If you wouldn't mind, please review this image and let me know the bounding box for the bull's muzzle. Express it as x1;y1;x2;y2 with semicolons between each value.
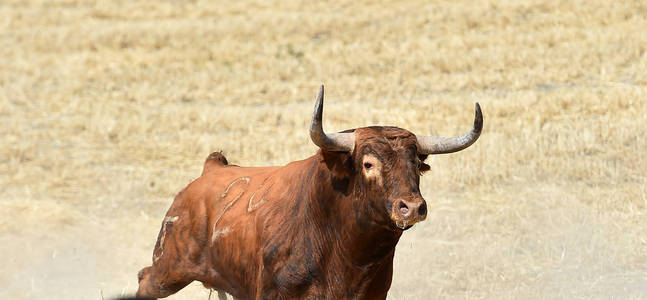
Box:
391;198;427;230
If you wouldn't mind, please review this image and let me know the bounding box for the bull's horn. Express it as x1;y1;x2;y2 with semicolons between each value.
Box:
416;103;483;154
309;85;355;152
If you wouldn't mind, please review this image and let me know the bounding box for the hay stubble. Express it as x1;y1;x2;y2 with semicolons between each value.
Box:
1;0;646;299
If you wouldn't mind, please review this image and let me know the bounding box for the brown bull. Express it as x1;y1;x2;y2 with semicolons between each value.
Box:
135;86;483;299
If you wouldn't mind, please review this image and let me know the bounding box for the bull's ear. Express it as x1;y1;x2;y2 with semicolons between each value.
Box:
419;162;431;173
320;150;353;178
418;154;431;174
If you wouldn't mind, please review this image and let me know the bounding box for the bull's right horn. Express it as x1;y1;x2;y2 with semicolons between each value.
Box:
309;85;355;152
416;103;483;154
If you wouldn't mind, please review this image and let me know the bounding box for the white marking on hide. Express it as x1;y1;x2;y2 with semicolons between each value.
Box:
153;216;179;262
220;177;250;199
248;181;274;212
211;227;231;242
165;216;179;222
211;177;250;243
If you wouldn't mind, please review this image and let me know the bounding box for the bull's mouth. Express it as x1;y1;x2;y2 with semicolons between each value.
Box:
391;217;419;231
396;223;414;230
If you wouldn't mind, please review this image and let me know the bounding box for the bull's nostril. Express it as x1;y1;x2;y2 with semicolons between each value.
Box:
418;201;427;216
399;201;409;215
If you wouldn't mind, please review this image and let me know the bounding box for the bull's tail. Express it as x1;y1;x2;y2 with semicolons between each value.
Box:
202;151;229;175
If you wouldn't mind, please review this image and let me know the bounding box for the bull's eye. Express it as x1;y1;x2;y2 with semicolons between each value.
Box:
361;154;382;183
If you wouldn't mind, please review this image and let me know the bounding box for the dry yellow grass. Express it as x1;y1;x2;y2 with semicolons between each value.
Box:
1;0;646;299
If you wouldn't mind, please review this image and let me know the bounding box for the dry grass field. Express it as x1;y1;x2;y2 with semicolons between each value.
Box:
1;0;646;299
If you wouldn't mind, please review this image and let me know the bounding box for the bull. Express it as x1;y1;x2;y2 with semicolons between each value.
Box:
135;85;483;299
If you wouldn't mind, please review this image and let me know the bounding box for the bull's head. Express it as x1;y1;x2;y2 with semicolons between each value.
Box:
310;85;482;231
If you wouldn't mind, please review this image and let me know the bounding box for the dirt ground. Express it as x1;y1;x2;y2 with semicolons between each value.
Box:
1;0;646;299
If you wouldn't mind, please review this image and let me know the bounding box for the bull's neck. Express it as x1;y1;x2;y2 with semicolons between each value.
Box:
304;154;402;268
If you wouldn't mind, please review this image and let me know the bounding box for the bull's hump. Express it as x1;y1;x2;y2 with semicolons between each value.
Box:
201;151;229;175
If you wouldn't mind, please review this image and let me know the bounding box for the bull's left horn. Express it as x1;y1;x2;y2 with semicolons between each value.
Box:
309;85;355;152
416;103;483;154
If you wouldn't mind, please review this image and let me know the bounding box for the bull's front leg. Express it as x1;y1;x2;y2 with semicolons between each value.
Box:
136;214;200;298
136;265;190;298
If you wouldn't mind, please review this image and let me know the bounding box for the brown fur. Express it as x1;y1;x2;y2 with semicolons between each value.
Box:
136;127;433;299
